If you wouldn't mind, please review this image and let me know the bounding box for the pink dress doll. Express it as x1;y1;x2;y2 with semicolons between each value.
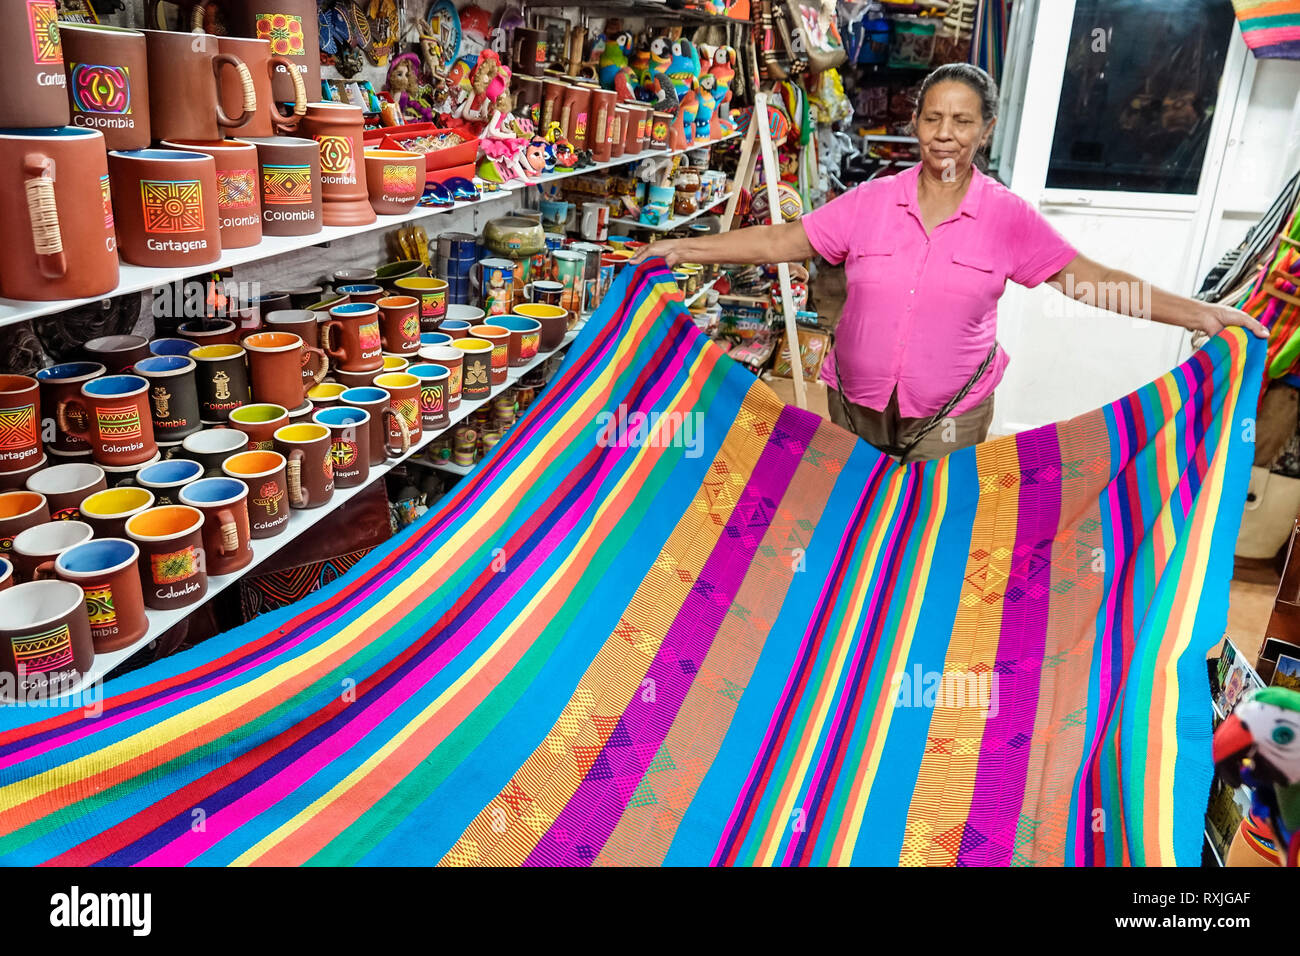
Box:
481;90;533;182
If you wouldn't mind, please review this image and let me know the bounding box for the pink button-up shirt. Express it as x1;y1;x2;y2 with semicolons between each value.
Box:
802;164;1078;419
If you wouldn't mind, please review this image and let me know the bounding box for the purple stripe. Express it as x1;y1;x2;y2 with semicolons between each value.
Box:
523;405;818;866
957;425;1062;865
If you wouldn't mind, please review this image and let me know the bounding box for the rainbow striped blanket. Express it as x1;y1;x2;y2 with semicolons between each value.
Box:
1233;0;1300;58
0;263;1261;866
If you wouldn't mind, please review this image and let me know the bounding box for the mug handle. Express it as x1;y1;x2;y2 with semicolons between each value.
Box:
286;449;306;507
33;560;56;581
384;408;411;458
55;398;90;442
22;154;67;280
217;508;239;555
321;321;346;362
302;346;328;387
268;54;308;133
213;53;255;129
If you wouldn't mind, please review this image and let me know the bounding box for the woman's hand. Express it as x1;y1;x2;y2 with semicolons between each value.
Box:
1192;303;1269;340
629;240;689;268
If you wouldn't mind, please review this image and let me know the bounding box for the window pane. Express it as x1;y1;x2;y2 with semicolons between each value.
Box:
1046;0;1236;194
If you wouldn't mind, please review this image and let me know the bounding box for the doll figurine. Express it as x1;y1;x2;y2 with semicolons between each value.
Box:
462;50;504;126
386;52;436;124
480;90;534;183
522;137;550;176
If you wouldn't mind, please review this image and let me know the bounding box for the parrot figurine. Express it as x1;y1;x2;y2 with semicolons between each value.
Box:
665;38;701;100
598;31;634;87
1214;686;1300;867
695;72;717;141
644;35;673;87
709;45;738;131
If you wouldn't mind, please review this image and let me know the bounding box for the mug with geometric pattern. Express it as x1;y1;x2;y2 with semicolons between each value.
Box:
56;374;157;467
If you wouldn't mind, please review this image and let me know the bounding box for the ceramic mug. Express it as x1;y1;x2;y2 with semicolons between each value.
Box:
473;259;515;318
190;344;251;422
120;456;204;507
0;375;44;475
134;355;202;442
107;148;222;268
59;22;151;150
37;362;105;454
58;375;155;467
217;35;306;137
222;0;320;105
322;303;383;373
552;249;587;315
363;148;425;215
178;319;240;348
407;364;450;431
298;101;373;226
337;283;385;305
416;345;463;412
244;135;321;236
0;580;95;699
159;137;262;249
444;304;485;326
371;374;422;450
79;486;155;539
306;383;346;408
394;277;449;332
244;330;327;410
264;308;323;385
420;332;453;349
514;302;569;352
179;427;249;477
523;280;564;308
469;326;511;386
83;334;150;374
340;386;409;464
125;505;207;610
149;338;198;359
221;450;290;538
377;296;422;356
452;339;493;402
495;316;542;368
143;29;252;143
272;423;333;510
228;403;289;452
13;519;94;583
0;491;50;557
179;476;253;576
0;0;69;128
312;406;369;489
52;537;148;651
0;127;118;302
375;259;425;290
511;28;547;76
26;462;106;522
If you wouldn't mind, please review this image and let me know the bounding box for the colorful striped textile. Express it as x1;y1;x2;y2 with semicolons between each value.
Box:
1233;0;1300;59
0;262;1262;866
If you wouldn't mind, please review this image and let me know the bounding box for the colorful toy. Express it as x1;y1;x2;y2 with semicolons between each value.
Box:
709;45;738;131
478;89;533;183
598;31;634;87
696;73;717;140
1214;687;1300;866
386;52;436;124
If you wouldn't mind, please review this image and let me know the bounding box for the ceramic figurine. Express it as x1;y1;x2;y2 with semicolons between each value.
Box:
386;52;437;124
479;90;534;183
709;45;738;132
553;136;578;169
522;137;550;176
1214;687;1300;867
696;73;717;141
665;39;701;98
599;31;640;102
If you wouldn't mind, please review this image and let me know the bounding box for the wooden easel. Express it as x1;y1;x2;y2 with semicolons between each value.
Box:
720;90;808;410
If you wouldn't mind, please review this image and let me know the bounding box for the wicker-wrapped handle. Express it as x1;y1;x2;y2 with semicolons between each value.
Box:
268;55;308;132
23;155;66;280
217;508;239;555
384;407;411;458
287;450;305;508
213;54;254;128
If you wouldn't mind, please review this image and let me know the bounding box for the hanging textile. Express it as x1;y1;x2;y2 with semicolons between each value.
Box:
972;0;1013;80
0;262;1261;866
1233;0;1300;59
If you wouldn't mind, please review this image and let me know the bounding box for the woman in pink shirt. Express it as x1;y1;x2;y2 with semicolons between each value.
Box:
633;64;1266;462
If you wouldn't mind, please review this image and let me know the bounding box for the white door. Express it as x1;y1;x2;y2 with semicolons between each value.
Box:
992;0;1249;435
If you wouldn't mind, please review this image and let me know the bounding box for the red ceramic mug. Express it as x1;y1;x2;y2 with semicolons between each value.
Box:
57;374;157;468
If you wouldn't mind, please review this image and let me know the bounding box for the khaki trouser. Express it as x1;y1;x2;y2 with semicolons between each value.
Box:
830;387;995;464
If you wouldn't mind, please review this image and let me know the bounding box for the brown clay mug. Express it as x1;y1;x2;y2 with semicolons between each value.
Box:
83;334;150;373
395;277;448;332
407;363;451;431
79;486;155;539
0;491;50;557
59;22;151;150
363;148;425;215
125;505;207;610
159;137;262;249
179;428;250;478
245;135;321;236
37;362;105;454
377;296;422;356
222;449;290;538
453;338;494;402
223;0;321;106
495;316;542;368
298;101;374;226
58;374;156;468
120;456;204;508
244;330;327;410
372;372;422;449
26;461;106;521
52;537;148;651
469;326;511;386
190;344;251;422
322;302;383;373
217;35;306;137
0;0;68;127
228;403;288;452
312;406;369;489
417;345;463;411
0;128;117;302
108;148;222;268
143;29;252;143
511;28;547;77
272;423;334;510
0;580;94;700
307;383;346;408
134;354;202;442
12;519;94;583
0;375;44;475
340;386;409;465
179;476;253;576
514;302;570;352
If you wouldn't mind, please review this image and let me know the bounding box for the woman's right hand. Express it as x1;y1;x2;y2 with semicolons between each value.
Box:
629;239;688;267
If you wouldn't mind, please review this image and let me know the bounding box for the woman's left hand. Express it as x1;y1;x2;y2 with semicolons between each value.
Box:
1193;303;1269;339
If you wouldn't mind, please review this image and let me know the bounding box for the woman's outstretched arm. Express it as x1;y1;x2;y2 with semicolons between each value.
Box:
629;221;816;268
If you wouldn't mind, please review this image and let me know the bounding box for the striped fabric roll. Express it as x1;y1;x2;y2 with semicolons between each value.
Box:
1233;0;1300;58
0;262;1262;866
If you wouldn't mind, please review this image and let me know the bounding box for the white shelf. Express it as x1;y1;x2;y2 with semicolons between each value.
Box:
684;276;720;308
611;191;734;234
416;458;474;477
0;136;739;330
42;329;579;701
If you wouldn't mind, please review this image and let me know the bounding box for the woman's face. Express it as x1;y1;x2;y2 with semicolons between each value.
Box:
913;81;994;180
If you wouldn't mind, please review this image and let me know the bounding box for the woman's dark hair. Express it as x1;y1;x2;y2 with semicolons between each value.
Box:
914;63;1000;171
